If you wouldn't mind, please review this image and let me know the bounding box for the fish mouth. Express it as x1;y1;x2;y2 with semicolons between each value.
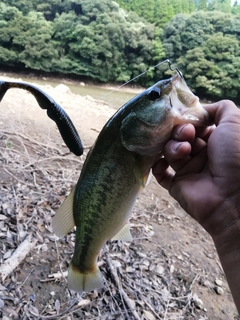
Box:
169;73;212;127
175;100;212;126
171;72;183;82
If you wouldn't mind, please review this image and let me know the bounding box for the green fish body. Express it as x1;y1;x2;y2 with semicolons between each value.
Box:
52;73;211;292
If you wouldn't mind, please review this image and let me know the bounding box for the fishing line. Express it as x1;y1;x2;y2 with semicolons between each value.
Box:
94;59;175;102
117;59;171;88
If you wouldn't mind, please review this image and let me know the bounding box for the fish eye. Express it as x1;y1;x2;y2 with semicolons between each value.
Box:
148;87;161;100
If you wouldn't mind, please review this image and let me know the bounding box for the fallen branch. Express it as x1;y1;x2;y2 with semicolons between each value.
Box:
0;234;38;281
2;130;64;154
2;130;92;153
47;270;68;280
105;255;141;320
3;168;34;188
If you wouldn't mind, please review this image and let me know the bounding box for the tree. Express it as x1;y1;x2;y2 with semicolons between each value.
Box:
0;4;57;70
163;10;240;100
232;1;240;15
0;0;32;15
195;0;207;10
52;0;155;83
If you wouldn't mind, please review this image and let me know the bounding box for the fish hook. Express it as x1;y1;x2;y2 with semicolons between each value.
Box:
166;59;184;79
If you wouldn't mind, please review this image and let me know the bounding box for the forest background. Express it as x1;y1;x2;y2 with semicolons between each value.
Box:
0;0;240;101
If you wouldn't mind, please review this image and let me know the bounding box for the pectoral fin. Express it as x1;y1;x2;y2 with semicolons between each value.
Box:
144;169;152;186
111;222;133;241
134;167;152;188
52;186;76;238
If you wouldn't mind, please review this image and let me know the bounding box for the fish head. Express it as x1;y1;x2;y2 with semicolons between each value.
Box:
120;73;212;156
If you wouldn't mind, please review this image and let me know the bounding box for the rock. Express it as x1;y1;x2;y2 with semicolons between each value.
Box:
215;279;223;287
79;82;85;86
215;286;224;295
192;293;203;309
156;265;164;275
142;259;150;267
203;280;212;288
55;84;71;94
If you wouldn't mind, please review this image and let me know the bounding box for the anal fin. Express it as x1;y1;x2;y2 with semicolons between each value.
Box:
111;222;133;241
52;186;76;238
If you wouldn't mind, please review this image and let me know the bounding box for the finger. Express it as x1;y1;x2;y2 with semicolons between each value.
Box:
163;140;192;172
190;137;207;157
164;135;208;172
175;146;208;177
195;125;215;142
164;140;192;161
204;100;239;125
173;123;214;145
152;158;175;191
172;123;196;143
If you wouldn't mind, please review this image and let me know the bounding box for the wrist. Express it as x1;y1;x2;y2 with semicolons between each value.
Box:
209;196;240;314
209;195;240;259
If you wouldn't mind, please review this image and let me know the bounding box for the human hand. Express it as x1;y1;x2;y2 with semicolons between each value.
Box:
152;100;240;241
153;100;240;312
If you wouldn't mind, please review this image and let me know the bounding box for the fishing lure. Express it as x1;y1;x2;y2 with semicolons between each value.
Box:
0;80;83;156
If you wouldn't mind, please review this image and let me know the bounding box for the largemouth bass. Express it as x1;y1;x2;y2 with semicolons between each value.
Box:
52;72;211;292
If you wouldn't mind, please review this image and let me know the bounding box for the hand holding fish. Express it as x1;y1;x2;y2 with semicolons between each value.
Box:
152;99;240;313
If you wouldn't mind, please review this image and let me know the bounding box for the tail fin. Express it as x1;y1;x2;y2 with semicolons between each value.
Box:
68;263;103;293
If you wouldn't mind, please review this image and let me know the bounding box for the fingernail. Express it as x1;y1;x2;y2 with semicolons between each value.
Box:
175;124;188;137
173;142;182;151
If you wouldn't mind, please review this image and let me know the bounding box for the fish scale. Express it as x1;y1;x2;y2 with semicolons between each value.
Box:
71;131;140;273
52;72;212;292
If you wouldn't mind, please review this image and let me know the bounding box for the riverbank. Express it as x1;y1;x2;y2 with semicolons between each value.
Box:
0;70;144;93
0;72;144;110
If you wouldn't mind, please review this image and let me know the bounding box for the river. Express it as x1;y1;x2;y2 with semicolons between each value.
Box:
2;74;142;110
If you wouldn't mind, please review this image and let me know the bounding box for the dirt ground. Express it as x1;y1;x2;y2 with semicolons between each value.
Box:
0;75;239;319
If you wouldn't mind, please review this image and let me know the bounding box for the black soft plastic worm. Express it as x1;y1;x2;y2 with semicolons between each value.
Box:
0;80;83;156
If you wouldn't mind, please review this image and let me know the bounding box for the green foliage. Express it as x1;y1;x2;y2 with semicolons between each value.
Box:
115;0;196;26
164;11;240;100
0;0;240;101
0;0;156;83
0;4;57;70
51;0;155;83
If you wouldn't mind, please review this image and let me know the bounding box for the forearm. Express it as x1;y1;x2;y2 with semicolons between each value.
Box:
211;199;240;313
215;244;240;313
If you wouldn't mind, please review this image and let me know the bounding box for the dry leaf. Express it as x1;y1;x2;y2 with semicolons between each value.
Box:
77;299;91;307
143;310;156;320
